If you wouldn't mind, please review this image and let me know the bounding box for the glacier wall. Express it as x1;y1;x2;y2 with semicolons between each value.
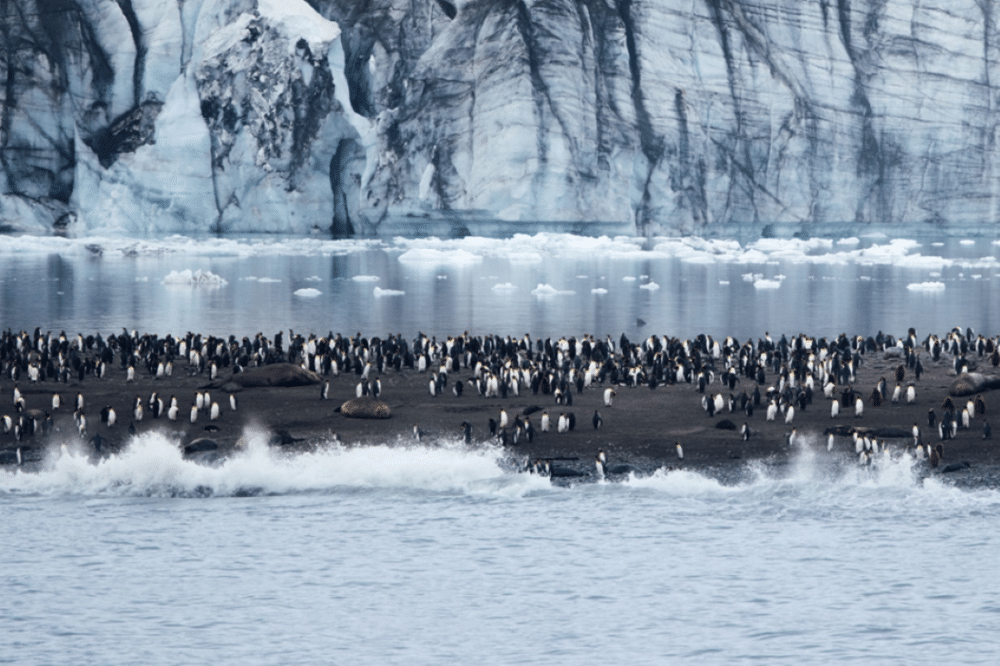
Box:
1;0;998;236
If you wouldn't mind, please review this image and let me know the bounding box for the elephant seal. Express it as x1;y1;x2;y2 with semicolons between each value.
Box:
206;364;321;389
340;396;392;419
948;372;1000;397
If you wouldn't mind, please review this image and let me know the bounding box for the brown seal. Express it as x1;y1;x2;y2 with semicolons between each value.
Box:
340;396;392;419
207;364;321;389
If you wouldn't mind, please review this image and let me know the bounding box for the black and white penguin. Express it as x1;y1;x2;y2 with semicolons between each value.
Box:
453;380;463;397
52;393;61;411
675;441;684;460
413;424;424;441
230;394;238;411
595;450;607;478
461;421;472;443
540;411;550;432
831;399;840;418
210;402;220;421
603;388;616;407
827;433;835;451
372;378;382;399
741;423;751;441
321;381;329;400
593;410;603;430
190;404;198;424
984;421;992;440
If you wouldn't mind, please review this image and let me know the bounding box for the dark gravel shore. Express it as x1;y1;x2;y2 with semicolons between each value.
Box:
3;330;1000;486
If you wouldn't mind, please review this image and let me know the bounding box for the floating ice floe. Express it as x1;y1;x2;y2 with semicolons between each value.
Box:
304;276;321;282
591;288;608;294
162;269;228;286
752;279;782;289
531;283;575;296
257;277;281;283
907;281;945;291
639;281;660;291
352;275;380;282
293;288;322;297
622;276;637;282
374;287;405;297
491;283;518;292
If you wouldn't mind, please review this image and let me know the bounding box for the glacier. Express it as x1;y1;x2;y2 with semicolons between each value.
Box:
1;0;999;237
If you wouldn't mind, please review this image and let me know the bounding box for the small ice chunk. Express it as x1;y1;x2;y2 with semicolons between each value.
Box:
352;275;380;282
907;281;945;291
257;277;281;283
622;276;637;282
374;287;405;297
960;239;975;246
531;283;575;296
491;283;518;292
304;276;322;282
640;281;660;290
591;288;608;294
294;288;322;297
753;279;782;289
162;269;228;286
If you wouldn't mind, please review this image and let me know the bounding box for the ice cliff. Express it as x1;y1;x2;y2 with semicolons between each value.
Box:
1;0;999;236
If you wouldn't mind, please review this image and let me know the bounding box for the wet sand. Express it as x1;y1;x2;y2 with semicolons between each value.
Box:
3;341;1000;484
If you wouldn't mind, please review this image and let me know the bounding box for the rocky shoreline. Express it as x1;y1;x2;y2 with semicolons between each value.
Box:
3;329;1000;486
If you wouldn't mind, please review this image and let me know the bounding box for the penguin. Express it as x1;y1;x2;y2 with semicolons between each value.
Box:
593;410;603;430
190;404;198;424
230;394;238;411
52;393;61;411
984;420;992;440
489;418;497;436
127;365;135;383
595;449;607;478
168;404;179;421
766;401;777;421
427;377;437;397
928;408;936;428
372;378;382;399
741;422;751;441
133;398;143;423
453;381;463;397
906;384;916;404
929;444;941;468
604;388;617;407
912;423;920;445
210;402;220;421
499;408;509;429
827;432;835;451
540;411;550;432
962;408;971;429
557;413;569;434
786;428;797;447
975;394;987;418
891;383;902;404
107;407;117;428
413;424;424;441
855;397;864;418
869;387;882;408
784;405;795;425
831;399;840;418
321;381;329;400
76;392;84;411
915;443;926;460
675;441;684;460
461;421;472;443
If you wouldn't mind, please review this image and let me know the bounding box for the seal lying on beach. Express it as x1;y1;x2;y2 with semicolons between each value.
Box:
340;396;392;419
206;364;322;389
948;372;1000;397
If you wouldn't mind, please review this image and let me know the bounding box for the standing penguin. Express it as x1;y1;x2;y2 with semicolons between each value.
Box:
984;421;992;440
592;410;603;430
675;441;684;460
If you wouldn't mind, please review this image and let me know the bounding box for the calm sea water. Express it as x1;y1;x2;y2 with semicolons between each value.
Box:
4;231;1000;664
1;233;999;341
3;433;1000;665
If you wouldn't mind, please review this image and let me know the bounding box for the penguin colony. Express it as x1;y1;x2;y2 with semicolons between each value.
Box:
0;326;996;479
